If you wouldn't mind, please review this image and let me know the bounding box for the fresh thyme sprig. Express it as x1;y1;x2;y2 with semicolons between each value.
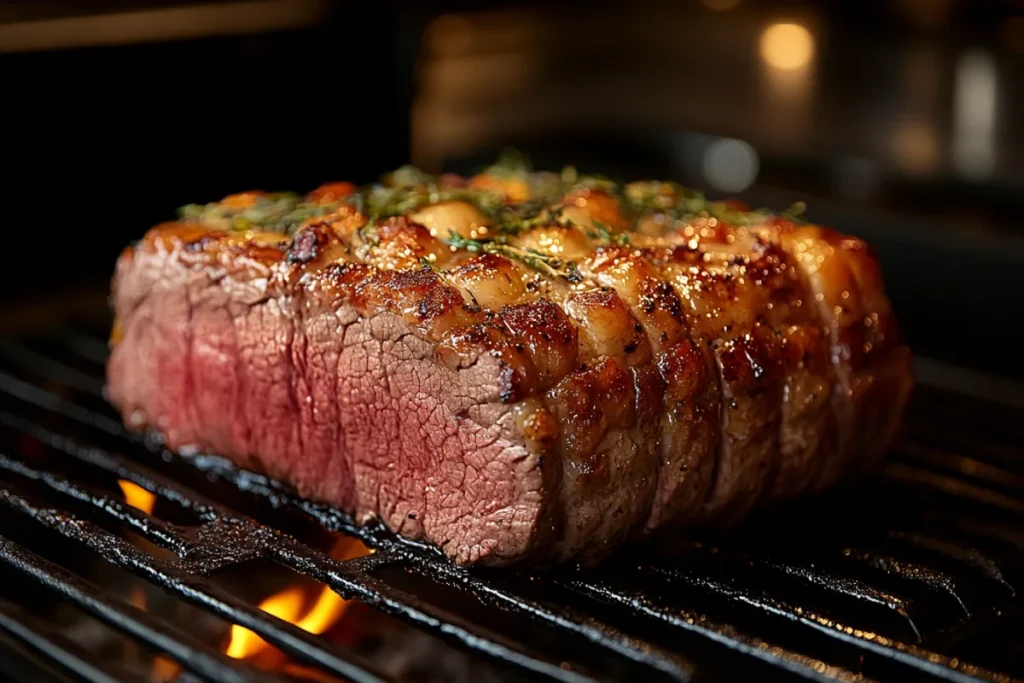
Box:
174;151;811;248
491;199;556;236
780;201;807;223
386;164;438;188
177;192;347;234
585;219;630;246
623;181;709;219
419;256;442;273
446;231;583;283
482;148;532;178
357;220;380;247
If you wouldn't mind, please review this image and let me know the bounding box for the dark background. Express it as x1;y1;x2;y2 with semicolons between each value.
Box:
1;0;1023;379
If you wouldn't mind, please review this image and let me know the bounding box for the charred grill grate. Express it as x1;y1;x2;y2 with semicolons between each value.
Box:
0;324;1020;682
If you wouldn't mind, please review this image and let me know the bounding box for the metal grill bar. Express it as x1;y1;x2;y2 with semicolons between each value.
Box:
0;607;123;683
0;486;392;683
0;409;682;683
560;575;984;683
0;331;1020;683
0;534;276;683
0;405;684;681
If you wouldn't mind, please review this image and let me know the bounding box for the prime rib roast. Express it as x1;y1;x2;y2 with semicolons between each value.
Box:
106;157;913;566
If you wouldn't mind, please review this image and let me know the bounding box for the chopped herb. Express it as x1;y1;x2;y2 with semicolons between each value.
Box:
343;191;366;216
175;190;366;235
172;152;811;247
781;201;807;222
446;231;583;283
483;147;532;177
585;219;630;246
357;220;380;247
624;181;708;219
569;173;619;197
177;203;205;219
386;165;437;188
526;170;564;199
492;199;556;235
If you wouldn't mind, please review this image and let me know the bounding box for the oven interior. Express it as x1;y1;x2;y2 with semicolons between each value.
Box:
1;2;1023;681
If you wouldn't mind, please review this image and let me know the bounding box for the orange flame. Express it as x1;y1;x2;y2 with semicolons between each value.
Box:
225;586;310;659
151;655;182;683
118;479;156;515
224;537;368;661
129;584;182;681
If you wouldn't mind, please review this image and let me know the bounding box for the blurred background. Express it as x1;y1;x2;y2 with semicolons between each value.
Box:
1;0;1022;381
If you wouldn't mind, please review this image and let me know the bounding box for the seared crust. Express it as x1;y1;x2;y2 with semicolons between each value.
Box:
750;220;912;491
108;165;912;565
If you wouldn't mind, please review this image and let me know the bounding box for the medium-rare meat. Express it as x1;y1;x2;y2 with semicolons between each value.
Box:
106;159;913;566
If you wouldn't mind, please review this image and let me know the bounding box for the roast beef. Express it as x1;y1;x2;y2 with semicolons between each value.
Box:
106;163;913;566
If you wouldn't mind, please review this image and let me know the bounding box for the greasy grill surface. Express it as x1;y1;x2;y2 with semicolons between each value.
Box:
0;325;1020;682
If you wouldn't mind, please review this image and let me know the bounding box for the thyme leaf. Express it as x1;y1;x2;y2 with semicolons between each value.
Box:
446;231;583;283
492;199;556;235
177;192;331;234
780;201;807;223
623;181;708;219
386;165;437;189
172;152;810;250
357;220;380;247
569;173;619;197
483;147;532;177
585;219;630;246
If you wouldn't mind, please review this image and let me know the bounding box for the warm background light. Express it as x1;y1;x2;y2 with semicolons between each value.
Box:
759;23;814;71
891;120;939;175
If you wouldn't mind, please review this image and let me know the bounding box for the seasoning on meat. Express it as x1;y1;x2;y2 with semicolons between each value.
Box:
106;155;913;566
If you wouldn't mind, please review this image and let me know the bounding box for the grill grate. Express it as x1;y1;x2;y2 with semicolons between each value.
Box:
0;325;1020;682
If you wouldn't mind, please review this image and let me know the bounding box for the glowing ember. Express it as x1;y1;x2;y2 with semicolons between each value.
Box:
151;655;182;683
224;537;368;661
117;479;156;515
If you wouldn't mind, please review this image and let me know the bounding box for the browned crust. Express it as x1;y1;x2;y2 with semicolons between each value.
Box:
109;180;912;564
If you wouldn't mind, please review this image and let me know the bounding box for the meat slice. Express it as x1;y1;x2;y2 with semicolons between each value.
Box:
106;168;913;566
110;227;551;565
662;223;838;504
513;213;719;533
652;233;786;524
751;220;913;490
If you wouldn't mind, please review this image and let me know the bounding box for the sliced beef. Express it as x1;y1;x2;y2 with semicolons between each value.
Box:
106;174;913;566
109;233;550;564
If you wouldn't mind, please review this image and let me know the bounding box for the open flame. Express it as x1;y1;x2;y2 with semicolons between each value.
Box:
224;537;369;662
116;478;368;669
118;479;180;680
128;582;182;681
118;479;156;515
